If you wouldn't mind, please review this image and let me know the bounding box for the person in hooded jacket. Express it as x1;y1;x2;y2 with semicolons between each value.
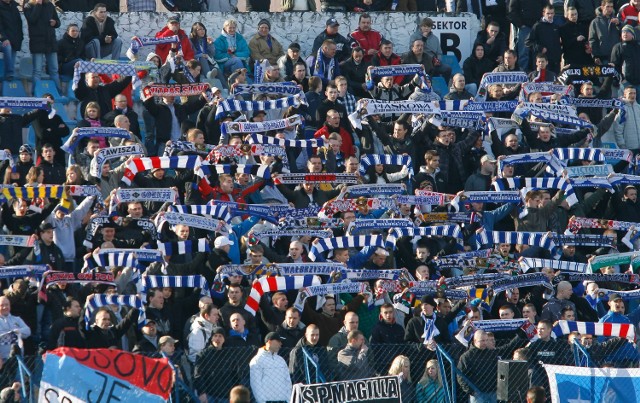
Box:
57;24;85;80
464;43;498;88
289;325;330;383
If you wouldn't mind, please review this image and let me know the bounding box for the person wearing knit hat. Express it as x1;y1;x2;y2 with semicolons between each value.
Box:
248;19;284;67
621;24;636;38
611;23;640;89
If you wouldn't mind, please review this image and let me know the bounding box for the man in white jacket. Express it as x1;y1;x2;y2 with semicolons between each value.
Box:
249;332;292;403
187;303;219;363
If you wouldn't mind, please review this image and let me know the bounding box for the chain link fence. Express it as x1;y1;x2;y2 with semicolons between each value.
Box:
1;338;638;402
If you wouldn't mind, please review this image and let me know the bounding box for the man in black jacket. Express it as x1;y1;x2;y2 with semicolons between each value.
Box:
0;108;38;155
339;47;370;98
276;178;342;209
74;71;132;117
83;307;140;349
80;3;122;60
47;297;85;350
38;144;66;185
312;19;352;63
370;303;404;344
31;94;69;165
103;95;141;139
404;295;451;344
0;0;22;81
142;90;207;156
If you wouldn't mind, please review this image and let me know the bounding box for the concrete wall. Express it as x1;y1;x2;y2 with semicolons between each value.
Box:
15;12;480;64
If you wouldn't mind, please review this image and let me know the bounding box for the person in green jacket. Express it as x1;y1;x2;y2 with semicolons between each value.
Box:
415;359;445;403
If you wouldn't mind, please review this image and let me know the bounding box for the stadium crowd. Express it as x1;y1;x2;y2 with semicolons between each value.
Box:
0;0;639;402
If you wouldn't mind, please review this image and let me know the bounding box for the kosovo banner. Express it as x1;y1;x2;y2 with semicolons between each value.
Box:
290;375;401;403
544;364;640;403
40;347;174;402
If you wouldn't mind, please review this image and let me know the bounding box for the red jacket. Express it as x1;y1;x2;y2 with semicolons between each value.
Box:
314;124;355;158
620;3;640;26
350;29;383;63
154;27;194;62
372;51;404;85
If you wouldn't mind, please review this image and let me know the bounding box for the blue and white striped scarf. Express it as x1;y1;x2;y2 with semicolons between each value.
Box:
497;152;565;177
72;60;154;91
84;251;140;270
565;164;613;178
476;230;555;251
209;201;281;223
211;163;271;180
492;177;578;206
559;96;625;123
90;144;145;178
348;218;414;235
438;111;485;130
278;215;338;230
0;97;51;116
0;265;47;279
438;100;469;111
514;103;592;128
169;204;232;223
249;133;323;149
143;275;210;299
553;148;605;163
519;258;588;273
216;264;278;279
163;140;213;157
308;235;385;261
445;273;508;289
273;172;357;185
385;225;463;249
101;248;163;263
609;173;640;186
215;94;307;119
421;312;440;345
521;83;571;97
366;64;426;89
464;100;518;113
359;154;414;177
348;184;406;197
157;238;210;256
556;273;639;285
554;234;615;248
231;82;301;96
254;60;269;84
348;99;440;129
159;212;228;233
0;235;33;247
109;188;178;216
450;191;521;211
473;318;529;333
490;272;553;293
62;127;131;154
84;294;146;330
596;288;640;299
253;228;333;239
293;281;369;313
221;115;303;137
476;72;528;101
129;35;179;53
275;263;346;277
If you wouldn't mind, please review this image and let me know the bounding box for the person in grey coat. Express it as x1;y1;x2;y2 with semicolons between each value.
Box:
336;330;374;381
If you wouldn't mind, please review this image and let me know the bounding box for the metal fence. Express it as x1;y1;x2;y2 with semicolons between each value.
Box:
4;338;638;402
